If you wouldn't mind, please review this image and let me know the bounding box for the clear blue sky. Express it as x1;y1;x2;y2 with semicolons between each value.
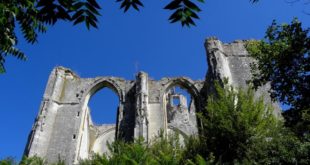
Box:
0;0;309;160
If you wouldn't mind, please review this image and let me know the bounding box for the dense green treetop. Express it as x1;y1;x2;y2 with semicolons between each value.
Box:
246;19;310;136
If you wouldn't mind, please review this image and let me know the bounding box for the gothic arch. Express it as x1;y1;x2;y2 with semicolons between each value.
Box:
83;77;125;104
76;77;127;159
160;77;202;136
161;77;201;106
79;77;126;140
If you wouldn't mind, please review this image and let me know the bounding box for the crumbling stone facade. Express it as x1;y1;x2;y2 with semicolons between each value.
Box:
24;38;281;164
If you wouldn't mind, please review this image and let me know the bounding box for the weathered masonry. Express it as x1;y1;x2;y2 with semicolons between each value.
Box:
24;38;281;164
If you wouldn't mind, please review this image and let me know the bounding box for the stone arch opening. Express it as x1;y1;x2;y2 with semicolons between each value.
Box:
162;78;201;137
165;86;193;121
84;79;123;130
88;88;119;125
78;79;125;159
85;79;124;103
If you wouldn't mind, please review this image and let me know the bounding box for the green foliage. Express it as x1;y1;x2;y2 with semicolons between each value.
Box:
79;154;109;165
19;156;46;165
149;132;183;165
246;18;310;136
246;18;310;110
108;137;153;164
199;82;283;163
116;0;144;12
247;129;310;164
0;156;48;165
0;157;16;165
185;155;210;165
0;0;101;73
79;133;187;165
102;0;207;27
164;0;204;27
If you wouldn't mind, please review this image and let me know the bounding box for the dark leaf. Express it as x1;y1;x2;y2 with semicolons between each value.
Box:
85;3;101;16
88;17;98;28
71;9;85;20
72;2;85;10
183;0;201;12
87;0;101;9
164;0;182;10
73;15;85;25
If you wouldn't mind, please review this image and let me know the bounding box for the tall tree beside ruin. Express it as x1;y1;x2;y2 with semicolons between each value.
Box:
246;18;310;137
189;82;309;164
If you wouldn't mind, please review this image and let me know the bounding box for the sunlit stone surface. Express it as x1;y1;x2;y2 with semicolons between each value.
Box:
24;38;281;165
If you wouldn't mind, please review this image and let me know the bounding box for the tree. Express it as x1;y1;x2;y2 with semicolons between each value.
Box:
79;134;186;165
246;18;310;136
0;157;16;165
190;81;309;164
19;156;46;165
180;82;309;164
0;0;206;73
198;82;288;163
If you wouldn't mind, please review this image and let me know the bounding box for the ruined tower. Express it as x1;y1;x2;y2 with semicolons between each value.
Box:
24;38;281;164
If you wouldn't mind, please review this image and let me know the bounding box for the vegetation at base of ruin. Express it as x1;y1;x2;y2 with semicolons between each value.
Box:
1;83;309;164
0;155;65;165
245;18;310;138
195;81;309;164
79;133;187;165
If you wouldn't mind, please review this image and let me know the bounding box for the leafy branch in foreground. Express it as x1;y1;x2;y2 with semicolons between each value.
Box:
0;0;205;73
0;0;101;73
164;0;204;27
1;0;266;73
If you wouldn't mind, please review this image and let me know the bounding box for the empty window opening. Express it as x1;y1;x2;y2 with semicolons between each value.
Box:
165;84;199;137
168;86;192;108
88;88;119;125
166;85;195;125
172;97;180;106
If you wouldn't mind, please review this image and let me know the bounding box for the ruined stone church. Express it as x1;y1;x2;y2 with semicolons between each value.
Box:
24;38;281;164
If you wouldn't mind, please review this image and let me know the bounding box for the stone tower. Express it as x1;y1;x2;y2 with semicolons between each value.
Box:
24;38;281;164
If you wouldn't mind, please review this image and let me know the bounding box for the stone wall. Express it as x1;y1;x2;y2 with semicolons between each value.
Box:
24;38;281;164
205;38;281;116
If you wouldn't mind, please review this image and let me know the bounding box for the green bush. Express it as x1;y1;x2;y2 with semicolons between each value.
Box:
198;82;309;164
